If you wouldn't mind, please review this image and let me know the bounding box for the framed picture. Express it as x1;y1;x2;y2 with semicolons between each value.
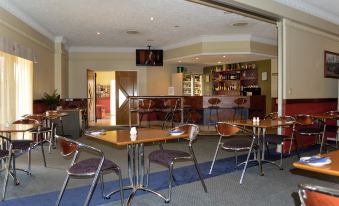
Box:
324;50;339;78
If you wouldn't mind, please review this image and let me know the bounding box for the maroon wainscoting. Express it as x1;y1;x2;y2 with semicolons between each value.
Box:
282;98;337;153
96;97;110;113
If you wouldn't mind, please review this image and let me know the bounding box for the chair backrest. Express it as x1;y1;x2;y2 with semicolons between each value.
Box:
57;135;79;157
208;98;221;106
24;114;45;123
325;110;339;116
265;112;295;127
139;99;155;110
215;122;243;137
294;114;315;126
0;135;12;159
299;184;339;206
173;124;199;143
12;118;39;125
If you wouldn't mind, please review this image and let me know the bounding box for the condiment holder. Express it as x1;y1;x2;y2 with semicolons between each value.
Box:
252;117;260;124
130;127;137;141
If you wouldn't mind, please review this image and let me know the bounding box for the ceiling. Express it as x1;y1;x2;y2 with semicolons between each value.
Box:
2;0;339;65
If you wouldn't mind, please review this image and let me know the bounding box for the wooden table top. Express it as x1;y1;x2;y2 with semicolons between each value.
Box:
227;119;294;129
0;124;36;133
293;150;339;177
313;113;339;120
87;128;188;146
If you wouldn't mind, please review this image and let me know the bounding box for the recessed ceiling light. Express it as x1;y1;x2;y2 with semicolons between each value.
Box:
195;57;199;60
174;25;180;28
96;32;101;35
222;56;226;58
150;17;154;21
178;60;182;63
126;30;139;34
232;22;248;27
217;61;222;64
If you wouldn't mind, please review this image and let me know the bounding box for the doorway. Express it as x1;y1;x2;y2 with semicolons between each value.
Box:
87;70;137;126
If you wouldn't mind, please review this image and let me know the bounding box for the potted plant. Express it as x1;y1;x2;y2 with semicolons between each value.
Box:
42;89;60;110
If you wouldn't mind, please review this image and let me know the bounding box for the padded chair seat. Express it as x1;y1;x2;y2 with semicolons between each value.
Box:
68;158;119;176
30;127;51;133
0;150;9;158
298;127;323;135
264;134;289;144
12;140;33;150
221;136;253;150
148;149;190;167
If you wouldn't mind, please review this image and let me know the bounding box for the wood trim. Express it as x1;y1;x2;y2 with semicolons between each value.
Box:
284;98;337;104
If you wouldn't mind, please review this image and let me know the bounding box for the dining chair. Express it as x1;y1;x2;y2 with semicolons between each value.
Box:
162;98;181;129
263;112;299;169
55;135;124;206
209;122;257;184
299;184;339;206
146;124;207;203
323;110;339;149
293;114;325;154
12;118;48;173
137;99;156;127
0;135;13;201
46;110;65;135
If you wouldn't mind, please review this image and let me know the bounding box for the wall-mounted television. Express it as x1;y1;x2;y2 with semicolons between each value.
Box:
136;49;163;66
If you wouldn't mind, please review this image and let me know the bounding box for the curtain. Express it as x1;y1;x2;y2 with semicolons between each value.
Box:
0;51;33;124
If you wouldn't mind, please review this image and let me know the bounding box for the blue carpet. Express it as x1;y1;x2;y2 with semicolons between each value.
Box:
2;148;308;206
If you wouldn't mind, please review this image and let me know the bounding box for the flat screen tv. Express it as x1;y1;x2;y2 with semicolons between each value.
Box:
136;49;163;66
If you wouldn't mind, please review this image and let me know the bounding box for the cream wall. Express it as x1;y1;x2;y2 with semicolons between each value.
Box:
68;51;175;98
284;20;339;99
96;71;115;85
0;8;55;99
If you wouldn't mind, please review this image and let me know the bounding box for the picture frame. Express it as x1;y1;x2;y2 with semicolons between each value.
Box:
324;50;339;78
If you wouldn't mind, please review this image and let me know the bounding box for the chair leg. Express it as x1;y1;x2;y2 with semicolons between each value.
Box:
239;140;255;184
146;160;151;187
27;146;32;175
55;174;70;206
166;163;174;203
117;168;125;206
190;148;207;193
41;140;47;167
209;136;222;174
100;173;105;199
2;155;12;201
84;171;101;206
12;154;19;185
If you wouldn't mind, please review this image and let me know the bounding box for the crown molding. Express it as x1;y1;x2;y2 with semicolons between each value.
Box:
69;46;136;53
1;0;55;41
274;0;339;26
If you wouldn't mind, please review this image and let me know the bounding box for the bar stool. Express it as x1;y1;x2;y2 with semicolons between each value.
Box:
207;98;221;128
138;99;155;127
162;98;180;129
233;97;247;120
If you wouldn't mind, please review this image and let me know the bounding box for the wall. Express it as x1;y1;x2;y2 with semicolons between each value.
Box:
96;71;115;85
68;51;175;98
0;8;55;99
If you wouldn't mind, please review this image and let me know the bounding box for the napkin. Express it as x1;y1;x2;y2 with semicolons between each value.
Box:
85;129;106;136
169;130;184;136
299;156;331;164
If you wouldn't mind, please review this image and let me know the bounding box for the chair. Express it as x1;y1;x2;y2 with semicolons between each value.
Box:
46;110;65;135
146;124;207;202
55;135;124;206
263;112;299;169
209;122;257;184
293;114;325;154
138;99;156;127
299;184;339;206
233;97;247;120
323;110;339;149
207;98;221;129
12;118;49;173
0;135;13;200
162;98;181;129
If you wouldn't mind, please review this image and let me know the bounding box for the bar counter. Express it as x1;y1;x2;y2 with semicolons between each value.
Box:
129;95;266;125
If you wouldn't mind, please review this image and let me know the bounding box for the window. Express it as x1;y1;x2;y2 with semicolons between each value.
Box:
0;51;33;124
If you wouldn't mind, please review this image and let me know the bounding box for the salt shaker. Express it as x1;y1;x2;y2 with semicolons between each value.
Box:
256;117;260;123
252;117;257;123
130;127;137;141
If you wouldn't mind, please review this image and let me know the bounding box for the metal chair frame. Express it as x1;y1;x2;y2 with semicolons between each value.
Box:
146;124;207;203
0;135;13;201
162;98;181;129
263;112;299;169
209;122;257;184
138;99;156;128
55;135;124;206
323;110;339;150
299;184;339;206
293;114;325;154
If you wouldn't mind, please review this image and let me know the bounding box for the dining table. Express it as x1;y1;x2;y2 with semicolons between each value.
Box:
86;128;188;206
293;150;339;176
228;119;295;175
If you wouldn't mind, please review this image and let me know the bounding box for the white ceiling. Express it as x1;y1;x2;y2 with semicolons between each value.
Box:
1;0;339;65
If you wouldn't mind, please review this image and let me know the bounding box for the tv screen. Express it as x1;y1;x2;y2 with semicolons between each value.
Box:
136;49;163;66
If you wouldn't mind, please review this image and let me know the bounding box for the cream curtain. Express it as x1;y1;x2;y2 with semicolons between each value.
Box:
0;51;33;124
